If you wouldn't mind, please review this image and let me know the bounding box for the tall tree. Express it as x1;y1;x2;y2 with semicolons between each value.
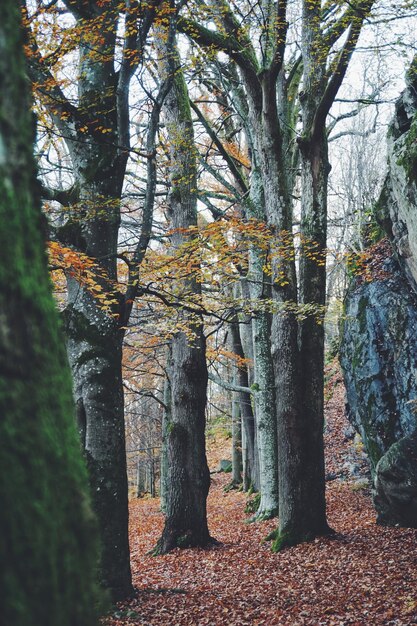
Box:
178;0;375;547
199;68;278;515
23;0;162;598
0;3;100;624
154;2;212;553
290;0;375;543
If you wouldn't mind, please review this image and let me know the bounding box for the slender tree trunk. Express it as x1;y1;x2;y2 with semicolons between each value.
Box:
247;166;279;519
160;351;172;512
0;4;100;623
231;388;243;486
155;9;212;553
241;420;250;491
229;311;260;491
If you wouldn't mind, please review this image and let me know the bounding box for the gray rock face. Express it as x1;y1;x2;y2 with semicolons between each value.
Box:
376;57;417;292
340;257;417;473
341;258;417;527
217;459;232;473
341;58;417;527
374;430;417;528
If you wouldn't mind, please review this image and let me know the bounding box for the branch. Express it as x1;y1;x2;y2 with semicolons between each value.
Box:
117;0;162;151
196;154;241;198
321;0;372;50
311;1;375;141
190;100;248;194
121;75;174;324
208;372;253;395
268;0;289;81
178;14;258;83
22;6;79;141
40;182;77;205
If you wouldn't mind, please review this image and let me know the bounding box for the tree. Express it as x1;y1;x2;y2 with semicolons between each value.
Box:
23;0;163;598
0;3;101;624
153;2;213;553
193;64;279;516
177;0;377;547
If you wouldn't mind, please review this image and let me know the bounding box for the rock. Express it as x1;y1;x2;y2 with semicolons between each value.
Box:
375;56;417;292
342;461;362;478
340;256;417;473
374;430;417;527
341;58;417;527
343;424;356;441
217;459;232;473
351;478;370;492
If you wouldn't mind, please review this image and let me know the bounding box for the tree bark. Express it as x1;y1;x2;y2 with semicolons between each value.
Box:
25;0;162;596
0;4;100;623
59;10;133;594
231;388;243;486
247;167;278;518
155;7;212;553
160;349;172;512
229;311;260;491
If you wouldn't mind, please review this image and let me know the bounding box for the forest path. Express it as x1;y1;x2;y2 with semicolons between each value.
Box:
105;367;417;625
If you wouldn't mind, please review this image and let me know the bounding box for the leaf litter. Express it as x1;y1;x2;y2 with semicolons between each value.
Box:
104;366;417;625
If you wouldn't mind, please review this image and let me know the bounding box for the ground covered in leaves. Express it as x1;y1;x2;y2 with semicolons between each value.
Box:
104;367;417;625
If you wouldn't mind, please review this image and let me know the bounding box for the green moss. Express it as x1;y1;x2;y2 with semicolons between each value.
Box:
223;479;242;492
245;492;261;514
176;534;191;548
263;528;279;542
271;530;313;552
397;113;417;184
0;5;102;623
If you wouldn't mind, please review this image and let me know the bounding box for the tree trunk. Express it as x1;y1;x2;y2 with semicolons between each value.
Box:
0;4;100;623
289;134;332;539
49;8;134;598
155;10;212;553
247;165;279;519
231;388;243;486
244;77;302;535
160;354;172;512
63;138;132;601
229;311;260;491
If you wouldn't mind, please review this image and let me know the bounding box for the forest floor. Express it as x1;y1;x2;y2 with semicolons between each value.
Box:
104;364;417;625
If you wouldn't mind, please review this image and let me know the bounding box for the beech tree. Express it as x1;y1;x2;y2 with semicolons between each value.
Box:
176;0;376;547
0;2;100;623
23;0;163;598
154;2;212;553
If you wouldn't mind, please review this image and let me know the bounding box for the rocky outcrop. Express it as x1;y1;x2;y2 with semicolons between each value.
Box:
376;56;417;292
341;57;417;527
374;430;417;527
341;256;417;527
340;256;417;468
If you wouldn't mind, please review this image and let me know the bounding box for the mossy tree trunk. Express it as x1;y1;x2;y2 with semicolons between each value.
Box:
24;0;161;598
231;388;243;486
0;4;101;624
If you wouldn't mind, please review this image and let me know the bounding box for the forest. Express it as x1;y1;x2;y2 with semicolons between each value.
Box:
1;0;417;624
